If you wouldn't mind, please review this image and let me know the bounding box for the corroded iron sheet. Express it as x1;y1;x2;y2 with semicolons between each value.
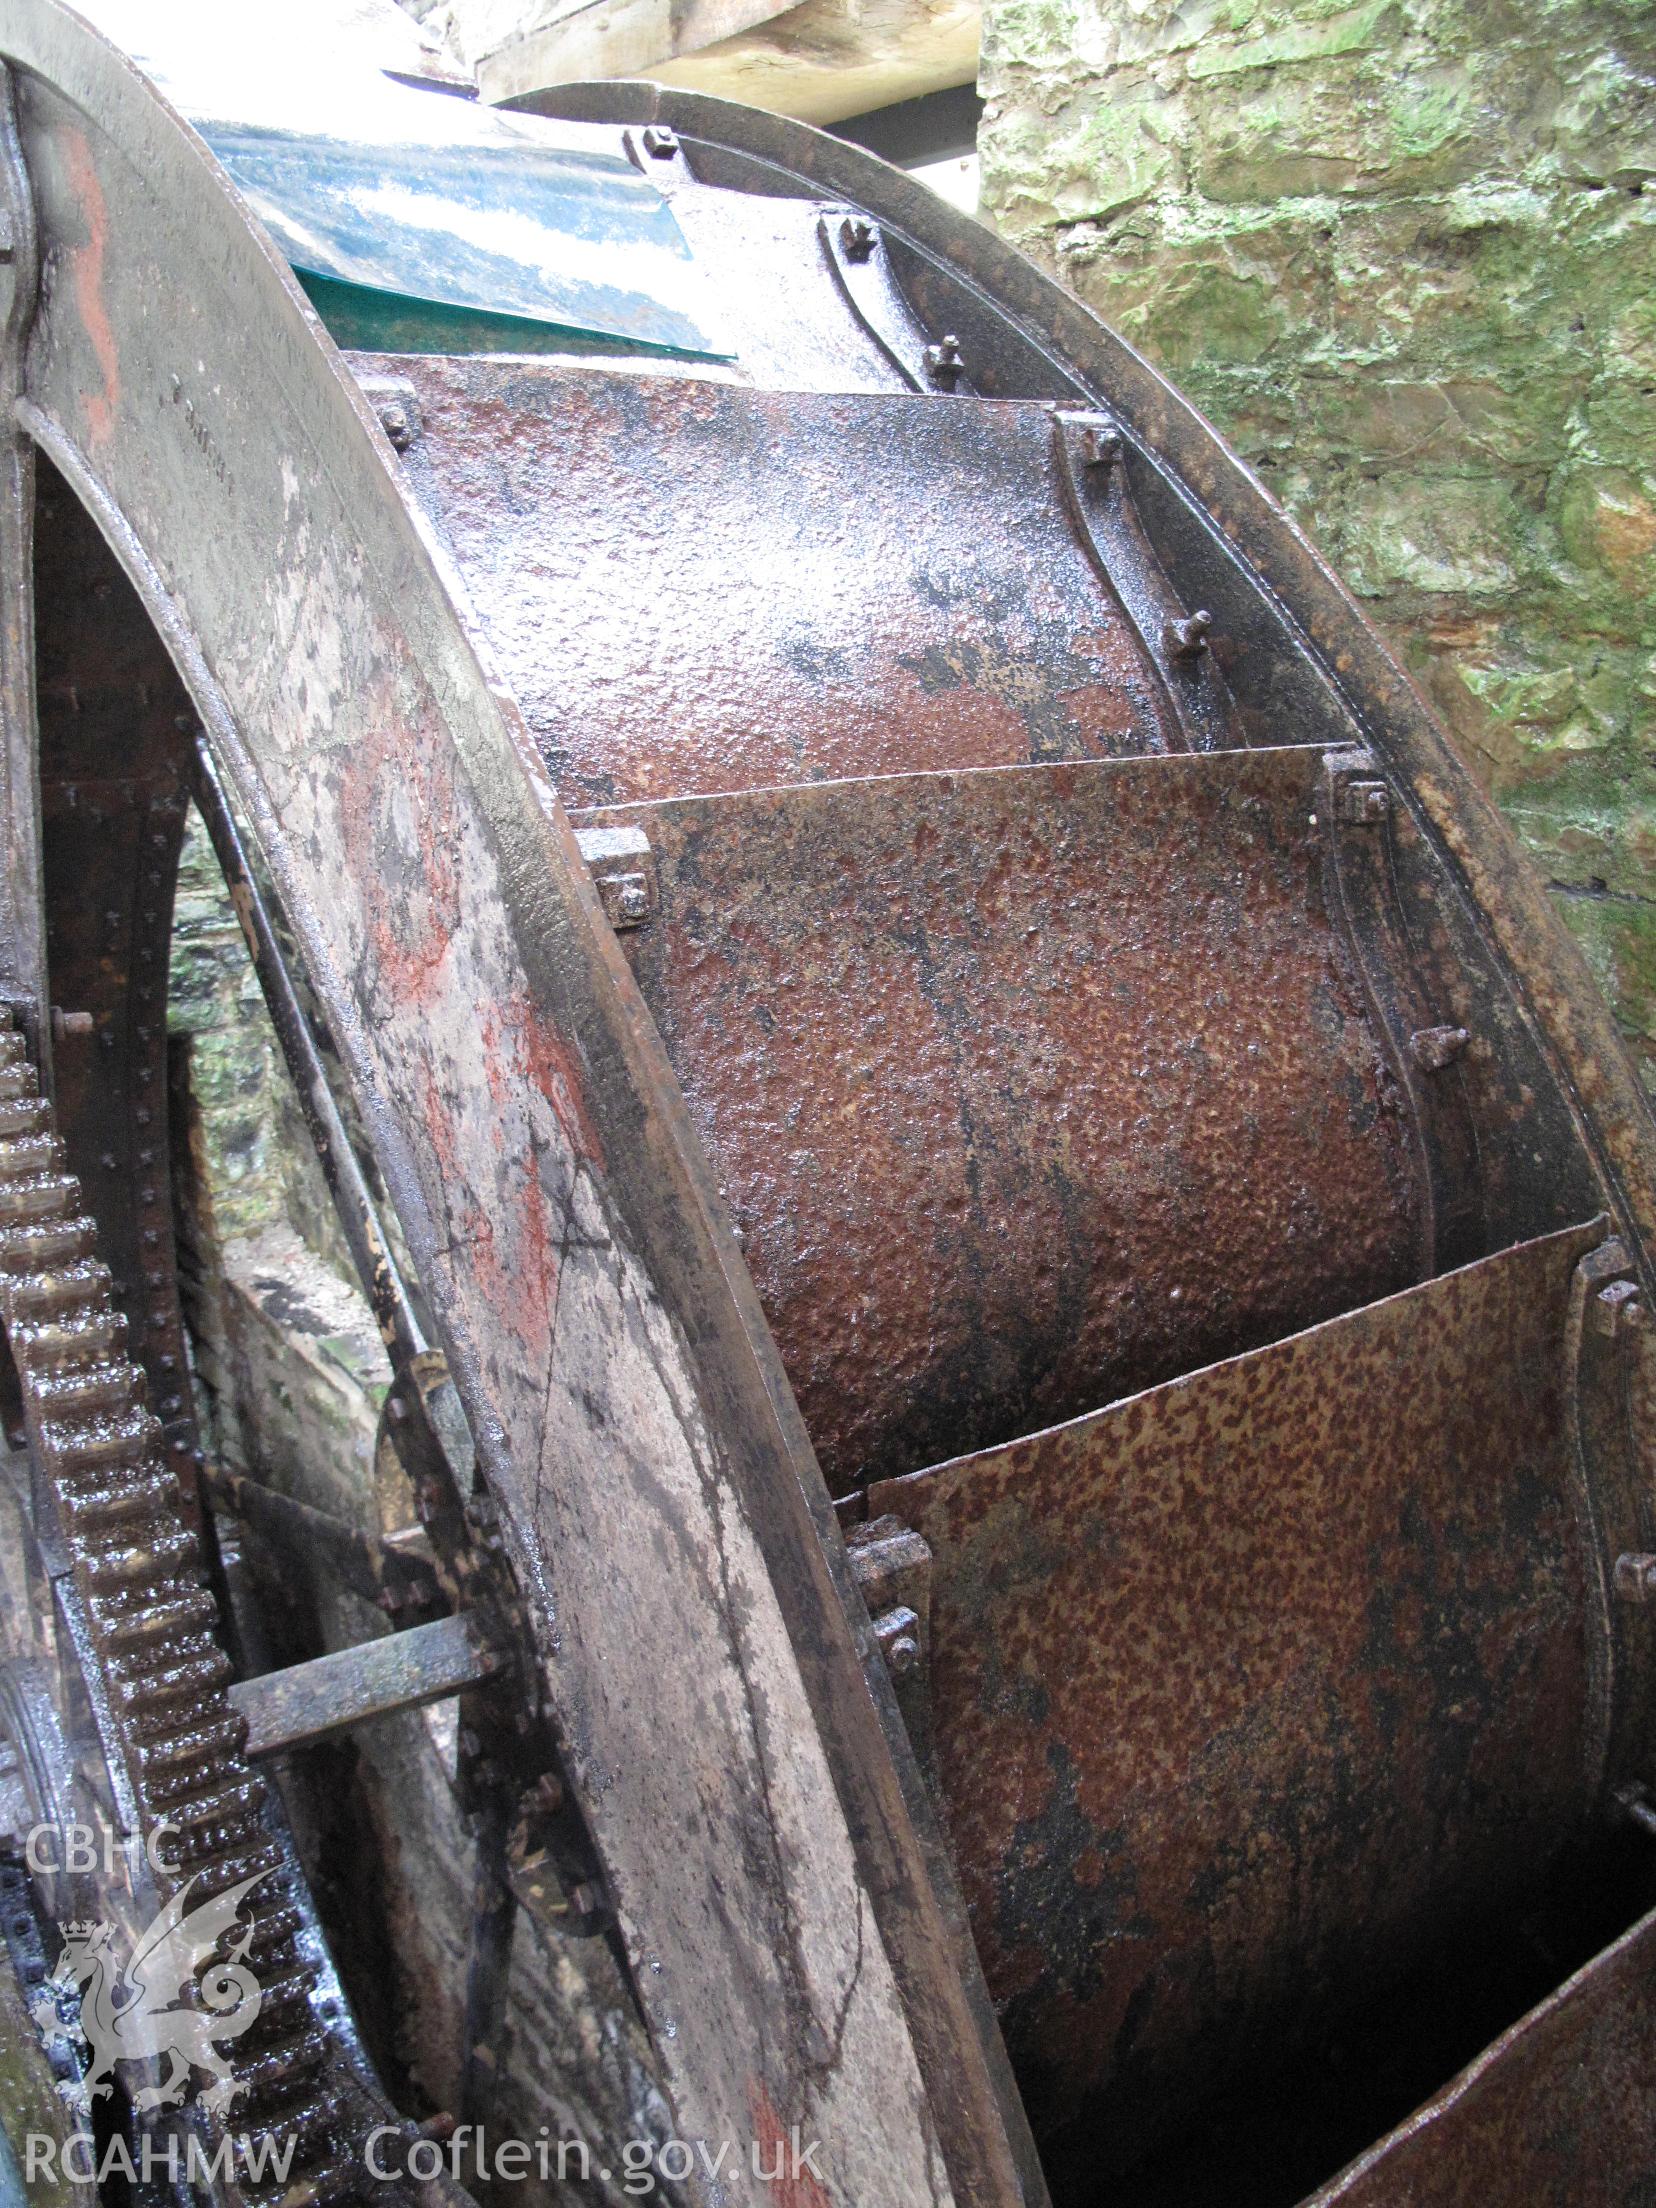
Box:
1308;1903;1656;2205
383;357;1186;804
33;474;201;1507
867;1218;1608;2156
593;747;1426;1490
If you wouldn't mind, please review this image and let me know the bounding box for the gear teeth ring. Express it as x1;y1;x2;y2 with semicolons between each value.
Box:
0;1013;348;2196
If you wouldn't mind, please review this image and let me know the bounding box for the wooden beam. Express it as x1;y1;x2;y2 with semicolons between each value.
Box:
474;0;980;128
474;0;800;97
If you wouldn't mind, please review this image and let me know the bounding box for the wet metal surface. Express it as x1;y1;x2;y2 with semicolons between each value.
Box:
384;359;1188;806
13;21;1656;2201
590;747;1426;1491
867;1218;1609;2159
1307;1901;1656;2205
231;1612;504;1761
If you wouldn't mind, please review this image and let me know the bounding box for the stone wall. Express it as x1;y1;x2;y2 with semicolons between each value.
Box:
978;0;1656;1085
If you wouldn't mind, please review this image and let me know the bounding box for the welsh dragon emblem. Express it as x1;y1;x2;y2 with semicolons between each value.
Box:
29;1871;267;2117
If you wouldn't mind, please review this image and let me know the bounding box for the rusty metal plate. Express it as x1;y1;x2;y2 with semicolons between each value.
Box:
590;746;1427;1491
1307;1901;1656;2205
866;1216;1609;2161
33;474;201;1504
380;357;1189;804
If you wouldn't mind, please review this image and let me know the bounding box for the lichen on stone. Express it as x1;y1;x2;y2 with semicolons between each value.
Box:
981;0;1656;1084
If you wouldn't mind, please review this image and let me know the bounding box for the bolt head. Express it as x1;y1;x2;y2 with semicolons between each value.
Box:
887;1634;921;1676
1336;779;1391;825
1592;1277;1645;1340
924;335;965;389
599;870;653;930
641;124;679;160
1408;1024;1470;1073
377;399;416;453
1163;610;1213;662
839;214;877;261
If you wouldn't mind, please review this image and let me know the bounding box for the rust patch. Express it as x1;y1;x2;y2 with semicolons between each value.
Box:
378;358;1185;807
594;747;1426;1490
868;1218;1608;2159
1308;1901;1656;2204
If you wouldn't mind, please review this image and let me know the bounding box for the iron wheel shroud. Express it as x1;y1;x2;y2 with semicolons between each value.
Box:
0;7;1653;2206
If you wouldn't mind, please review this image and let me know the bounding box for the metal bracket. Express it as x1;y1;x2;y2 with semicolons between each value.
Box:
847;1514;940;1800
1318;746;1485;1277
818;208;972;396
1051;406;1238;754
1564;1234;1656;1809
575;821;658;931
203;1458;445;1621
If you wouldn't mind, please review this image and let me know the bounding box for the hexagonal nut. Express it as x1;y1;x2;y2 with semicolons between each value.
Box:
599;871;652;930
376;396;418;452
1337;779;1391;825
1162;610;1212;662
923;335;965;389
1590;1276;1645;1340
872;1603;923;1677
839;214;877;261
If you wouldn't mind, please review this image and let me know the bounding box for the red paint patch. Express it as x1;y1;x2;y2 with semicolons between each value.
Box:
748;2079;830;2208
332;693;463;1015
59;127;120;447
